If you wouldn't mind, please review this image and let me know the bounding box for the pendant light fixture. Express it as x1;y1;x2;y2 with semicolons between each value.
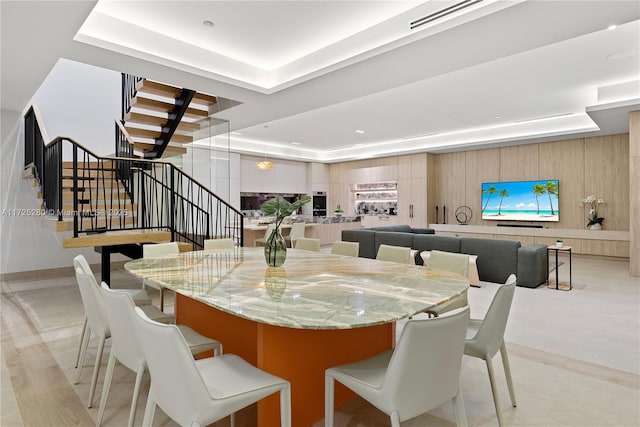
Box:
255;151;274;170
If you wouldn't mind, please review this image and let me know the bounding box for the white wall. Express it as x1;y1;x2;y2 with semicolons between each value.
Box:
240;155;309;194
1;109;101;274
30;58;120;156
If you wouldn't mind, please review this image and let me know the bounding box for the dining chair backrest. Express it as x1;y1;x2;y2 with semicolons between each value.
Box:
288;223;306;241
376;244;412;264
331;241;360;257
99;283;145;372
426;250;470;277
467;274;516;358
204;238;234;251
384;306;469;419
131;307;214;425
143;242;179;258
74;254;95;277
295;237;321;251
74;264;110;338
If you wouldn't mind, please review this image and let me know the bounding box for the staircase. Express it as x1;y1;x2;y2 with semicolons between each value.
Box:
121;75;217;159
23;101;244;279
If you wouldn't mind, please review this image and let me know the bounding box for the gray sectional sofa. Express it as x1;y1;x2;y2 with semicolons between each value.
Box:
341;225;547;287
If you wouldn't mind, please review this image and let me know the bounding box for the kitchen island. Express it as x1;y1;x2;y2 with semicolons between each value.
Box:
243;215;362;247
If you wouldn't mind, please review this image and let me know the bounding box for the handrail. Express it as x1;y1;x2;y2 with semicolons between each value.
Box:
24;106;244;248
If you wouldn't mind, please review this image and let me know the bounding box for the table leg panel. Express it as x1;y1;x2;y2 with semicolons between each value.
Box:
176;294;259;364
257;323;395;427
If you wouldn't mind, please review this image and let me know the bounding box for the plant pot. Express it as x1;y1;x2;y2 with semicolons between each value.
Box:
264;227;287;267
556;242;564;248
588;223;602;230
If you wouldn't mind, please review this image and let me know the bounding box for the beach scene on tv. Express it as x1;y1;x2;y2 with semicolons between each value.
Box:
481;180;559;222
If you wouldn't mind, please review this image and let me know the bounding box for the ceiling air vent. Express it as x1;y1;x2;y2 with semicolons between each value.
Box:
410;0;484;30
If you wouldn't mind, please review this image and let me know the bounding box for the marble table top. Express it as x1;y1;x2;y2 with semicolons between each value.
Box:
124;247;468;330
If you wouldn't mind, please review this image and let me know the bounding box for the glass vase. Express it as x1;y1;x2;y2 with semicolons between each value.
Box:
264;227;287;267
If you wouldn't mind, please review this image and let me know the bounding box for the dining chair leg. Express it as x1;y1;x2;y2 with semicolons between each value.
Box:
75;317;88;368
97;352;117;426
87;335;106;408
159;289;164;312
324;374;335;427
128;364;145;427
280;387;291;427
452;387;468;427
141;392;155;427
74;326;91;384
485;356;504;427
500;341;517;407
390;411;401;427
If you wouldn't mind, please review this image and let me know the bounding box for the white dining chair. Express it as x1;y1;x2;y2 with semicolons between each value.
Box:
424;250;471;317
73;264;176;409
142;242;179;311
294;237;321;251
73;254;151;369
97;283;223;427
375;244;412;264
73;267;111;408
132;306;292;427
204;238;234;251
284;222;306;248
254;223;276;247
325;306;470;427
464;274;517;427
330;241;359;257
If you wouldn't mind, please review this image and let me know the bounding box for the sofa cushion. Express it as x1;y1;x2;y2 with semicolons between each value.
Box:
460;237;521;284
374;232;415;258
412;235;462;265
411;227;436;234
341;229;377;258
370;225;414;233
517;244;549;288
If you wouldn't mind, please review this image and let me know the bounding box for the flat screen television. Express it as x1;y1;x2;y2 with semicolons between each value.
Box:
481;179;559;222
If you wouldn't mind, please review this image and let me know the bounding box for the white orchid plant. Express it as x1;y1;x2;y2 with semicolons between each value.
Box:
581;195;606;227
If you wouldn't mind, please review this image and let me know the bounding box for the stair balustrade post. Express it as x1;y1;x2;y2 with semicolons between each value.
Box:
170;166;175;241
73;144;78;237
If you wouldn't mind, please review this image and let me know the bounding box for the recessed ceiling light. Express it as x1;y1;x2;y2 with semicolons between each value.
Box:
493;115;501;119
607;24;617;30
203;20;214;27
355;129;365;134
291;142;301;145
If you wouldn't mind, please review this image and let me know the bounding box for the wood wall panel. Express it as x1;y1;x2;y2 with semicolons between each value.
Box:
426;154;437;224
585;135;629;231
538;138;585;231
630;111;640;276
434;152;466;224
464;148;499;225
499;144;539;181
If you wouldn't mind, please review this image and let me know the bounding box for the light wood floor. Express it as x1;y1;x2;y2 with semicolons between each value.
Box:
1;255;639;426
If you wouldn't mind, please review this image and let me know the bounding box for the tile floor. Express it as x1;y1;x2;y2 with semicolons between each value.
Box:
1;253;639;426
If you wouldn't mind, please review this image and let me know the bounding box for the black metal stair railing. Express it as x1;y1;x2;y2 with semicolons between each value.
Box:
24;106;244;248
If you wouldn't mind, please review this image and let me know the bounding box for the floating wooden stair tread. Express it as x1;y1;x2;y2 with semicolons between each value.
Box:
124;112;201;132
130;97;208;118
62;229;171;249
136;79;217;107
125;126;193;143
62;161;114;168
134;142;187;156
52;215;136;232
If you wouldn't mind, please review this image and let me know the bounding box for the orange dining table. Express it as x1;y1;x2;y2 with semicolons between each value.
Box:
125;247;468;427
